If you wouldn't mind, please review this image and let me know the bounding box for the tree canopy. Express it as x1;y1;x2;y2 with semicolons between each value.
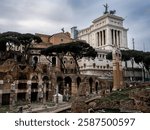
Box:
0;31;42;62
106;49;150;73
41;40;97;73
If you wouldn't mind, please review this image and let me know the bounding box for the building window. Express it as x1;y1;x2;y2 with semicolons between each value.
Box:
61;39;63;42
52;57;56;67
84;63;86;68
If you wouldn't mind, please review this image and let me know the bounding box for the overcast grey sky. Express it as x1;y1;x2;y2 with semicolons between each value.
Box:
0;0;150;51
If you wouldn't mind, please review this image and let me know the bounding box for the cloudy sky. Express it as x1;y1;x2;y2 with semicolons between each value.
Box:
0;0;150;51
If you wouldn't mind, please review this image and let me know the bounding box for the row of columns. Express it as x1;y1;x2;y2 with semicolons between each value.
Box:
111;29;121;47
97;30;106;46
96;29;122;48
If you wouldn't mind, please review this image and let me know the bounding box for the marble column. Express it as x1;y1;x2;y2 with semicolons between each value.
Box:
102;30;104;46
100;31;102;46
120;31;122;47
108;29;112;46
118;31;120;47
113;30;115;46
97;32;100;47
116;30;119;47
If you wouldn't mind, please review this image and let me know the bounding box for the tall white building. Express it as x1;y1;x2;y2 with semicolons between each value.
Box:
78;12;128;50
76;6;128;77
76;5;145;81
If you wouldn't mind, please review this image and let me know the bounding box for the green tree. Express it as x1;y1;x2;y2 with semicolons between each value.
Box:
106;49;150;81
0;31;42;63
41;40;97;73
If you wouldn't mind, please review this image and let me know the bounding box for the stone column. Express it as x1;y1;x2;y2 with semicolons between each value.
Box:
71;82;77;97
116;30;119;47
112;49;123;90
120;31;122;47
119;60;123;88
102;30;104;46
9;82;16;110
42;82;47;104
27;80;31;103
48;81;53;101
118;31;120;47
108;29;112;46
113;30;116;46
99;31;101;46
97;32;99;47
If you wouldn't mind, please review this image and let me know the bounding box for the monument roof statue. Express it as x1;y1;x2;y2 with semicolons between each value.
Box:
103;3;109;14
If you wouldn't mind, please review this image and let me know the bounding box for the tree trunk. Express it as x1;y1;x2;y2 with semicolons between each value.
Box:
70;53;80;74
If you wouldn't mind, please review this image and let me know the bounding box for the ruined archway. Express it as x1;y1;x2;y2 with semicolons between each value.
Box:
19;72;27;80
31;83;38;102
95;82;99;94
31;75;38;81
57;76;63;95
76;77;81;89
42;75;50;101
64;76;72;100
33;56;38;70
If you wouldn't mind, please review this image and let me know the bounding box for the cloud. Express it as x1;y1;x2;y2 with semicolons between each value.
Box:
0;0;150;51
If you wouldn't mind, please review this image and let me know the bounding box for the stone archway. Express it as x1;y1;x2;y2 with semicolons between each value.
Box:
57;76;63;95
31;83;38;102
42;76;50;101
31;75;38;81
19;72;27;80
76;77;81;89
33;56;38;70
64;76;72;96
64;76;72;100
